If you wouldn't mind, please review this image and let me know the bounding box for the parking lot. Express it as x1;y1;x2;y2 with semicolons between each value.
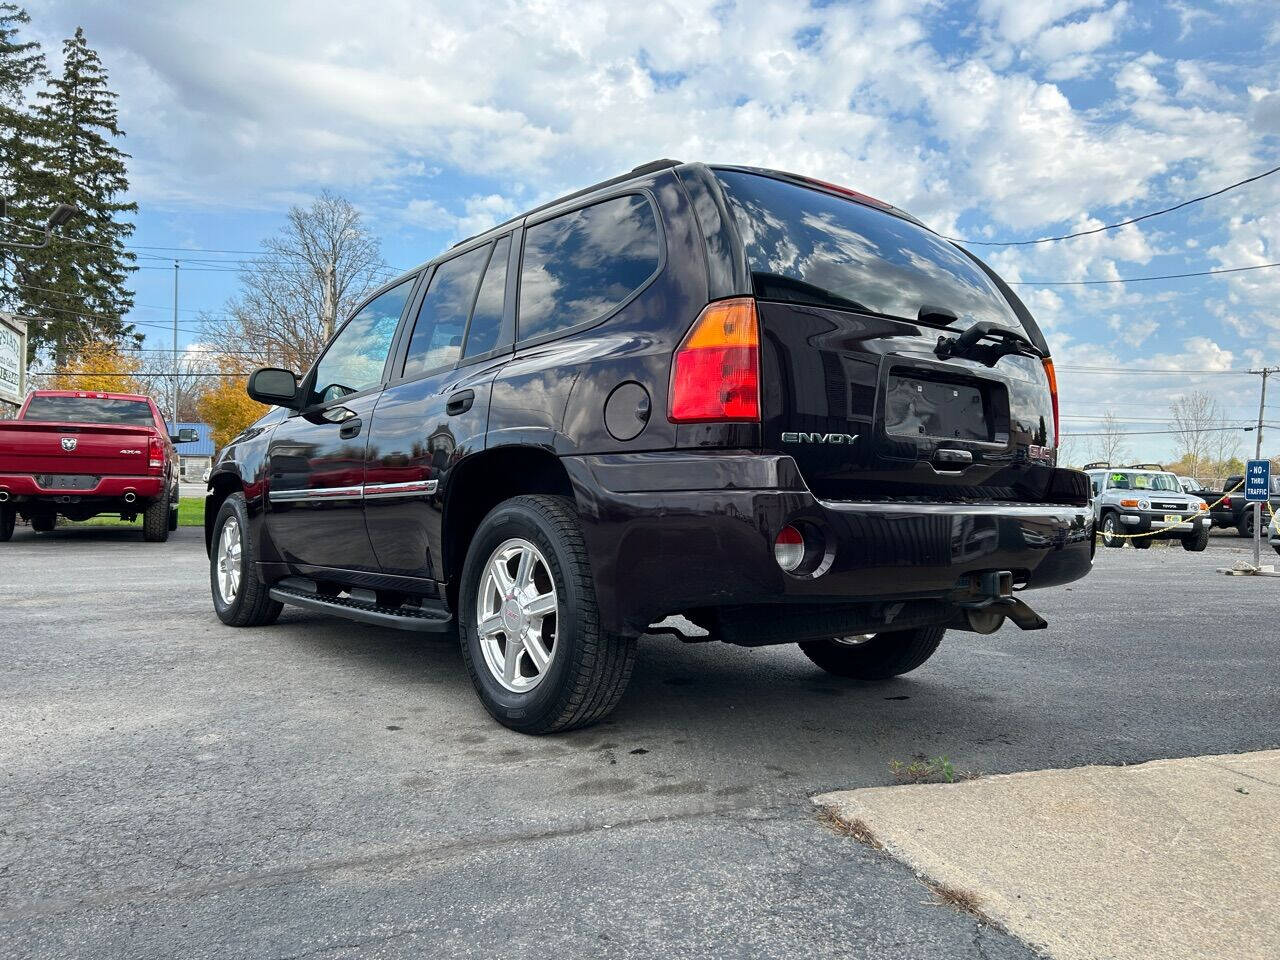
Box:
2;527;1277;959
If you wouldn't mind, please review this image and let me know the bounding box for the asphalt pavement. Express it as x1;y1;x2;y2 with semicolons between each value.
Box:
1;527;1277;959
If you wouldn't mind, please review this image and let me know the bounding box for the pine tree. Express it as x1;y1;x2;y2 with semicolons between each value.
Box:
15;26;136;365
0;3;46;310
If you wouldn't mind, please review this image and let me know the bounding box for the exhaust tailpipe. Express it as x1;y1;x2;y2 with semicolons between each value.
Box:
0;489;9;502
123;491;137;504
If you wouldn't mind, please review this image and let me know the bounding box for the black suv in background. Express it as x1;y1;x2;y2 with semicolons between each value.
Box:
205;160;1093;733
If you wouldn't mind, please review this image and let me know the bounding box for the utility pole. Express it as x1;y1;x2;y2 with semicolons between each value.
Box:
1247;366;1279;568
321;261;336;342
172;259;180;428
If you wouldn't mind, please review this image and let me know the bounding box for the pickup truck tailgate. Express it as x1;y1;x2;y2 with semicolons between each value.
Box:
0;422;155;476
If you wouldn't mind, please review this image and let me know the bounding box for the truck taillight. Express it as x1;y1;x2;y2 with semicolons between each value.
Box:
1042;357;1060;446
148;436;164;472
669;298;760;423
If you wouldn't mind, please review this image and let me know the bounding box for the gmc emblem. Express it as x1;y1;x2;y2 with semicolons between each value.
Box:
781;432;859;445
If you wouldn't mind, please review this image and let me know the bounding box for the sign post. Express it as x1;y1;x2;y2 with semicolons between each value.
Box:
0;313;27;415
1245;459;1271;569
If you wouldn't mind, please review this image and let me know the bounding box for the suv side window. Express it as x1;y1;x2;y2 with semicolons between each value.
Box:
463;235;510;359
518;194;660;343
310;278;415;406
403;244;491;379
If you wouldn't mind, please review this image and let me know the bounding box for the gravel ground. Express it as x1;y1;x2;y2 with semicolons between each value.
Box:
1;526;1276;959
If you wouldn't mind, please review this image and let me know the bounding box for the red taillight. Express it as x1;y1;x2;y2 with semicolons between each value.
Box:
774;525;805;572
1222;496;1232;509
1042;358;1060;447
669;298;760;423
148;436;164;473
800;176;894;211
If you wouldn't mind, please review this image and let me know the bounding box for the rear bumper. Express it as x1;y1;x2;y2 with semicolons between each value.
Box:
0;474;164;503
563;452;1094;636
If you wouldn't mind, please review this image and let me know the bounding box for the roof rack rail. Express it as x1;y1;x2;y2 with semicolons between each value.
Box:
1081;461;1110;471
452;158;683;248
1121;463;1166;471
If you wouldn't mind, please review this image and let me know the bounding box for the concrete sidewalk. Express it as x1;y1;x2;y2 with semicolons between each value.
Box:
816;750;1280;960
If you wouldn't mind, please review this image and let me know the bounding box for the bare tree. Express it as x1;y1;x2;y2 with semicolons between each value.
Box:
1054;428;1081;468
1090;410;1129;466
200;191;389;373
134;348;219;422
1169;391;1221;475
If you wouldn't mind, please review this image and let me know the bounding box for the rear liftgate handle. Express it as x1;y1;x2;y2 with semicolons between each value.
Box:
446;389;475;416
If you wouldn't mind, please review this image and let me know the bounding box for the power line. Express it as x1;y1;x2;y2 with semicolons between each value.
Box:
1056;365;1255;375
1011;261;1280;286
1066;425;1256;437
949;162;1280;246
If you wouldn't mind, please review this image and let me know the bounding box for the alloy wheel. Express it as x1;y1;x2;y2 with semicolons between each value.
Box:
216;517;243;604
476;538;559;693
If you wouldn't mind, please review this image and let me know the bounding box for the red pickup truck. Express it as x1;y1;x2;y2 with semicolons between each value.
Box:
0;390;195;542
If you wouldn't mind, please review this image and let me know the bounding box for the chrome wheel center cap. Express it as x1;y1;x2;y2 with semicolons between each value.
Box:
502;597;525;634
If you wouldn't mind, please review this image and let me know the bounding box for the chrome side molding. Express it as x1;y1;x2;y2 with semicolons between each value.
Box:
268;480;437;504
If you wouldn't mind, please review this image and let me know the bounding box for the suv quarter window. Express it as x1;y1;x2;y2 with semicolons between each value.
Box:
518;193;661;343
403;243;492;379
463;235;511;359
309;278;415;407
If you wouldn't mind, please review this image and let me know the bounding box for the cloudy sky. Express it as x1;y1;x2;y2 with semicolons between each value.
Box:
26;0;1280;461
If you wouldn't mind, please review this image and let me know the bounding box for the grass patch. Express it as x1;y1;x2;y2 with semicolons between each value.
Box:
925;879;986;918
815;806;882;849
61;496;203;528
889;755;979;784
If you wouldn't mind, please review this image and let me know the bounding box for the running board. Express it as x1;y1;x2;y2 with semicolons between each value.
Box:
269;578;453;633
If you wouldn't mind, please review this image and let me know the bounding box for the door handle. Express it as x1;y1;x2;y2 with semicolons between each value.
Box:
339;418;363;440
446;389;475;416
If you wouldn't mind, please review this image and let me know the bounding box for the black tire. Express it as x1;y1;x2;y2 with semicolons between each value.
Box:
799;626;946;680
458;494;637;734
168;500;179;532
0;506;14;542
1100;512;1125;548
1236;511;1254;538
210;492;282;627
1182;524;1210;552
143;487;171;542
1132;537;1151;549
30;514;56;533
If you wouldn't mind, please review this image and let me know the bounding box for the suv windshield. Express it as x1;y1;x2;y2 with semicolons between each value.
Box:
23;395;154;427
1108;472;1180;492
715;169;1023;331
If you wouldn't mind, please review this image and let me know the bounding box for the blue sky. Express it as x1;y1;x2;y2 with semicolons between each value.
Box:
26;0;1280;462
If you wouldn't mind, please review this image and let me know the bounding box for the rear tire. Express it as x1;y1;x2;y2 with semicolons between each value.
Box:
1236;511;1254;538
1100;512;1124;548
210;493;282;627
31;514;55;533
143;488;171;542
799;626;946;680
1183;525;1210;552
458;494;637;734
0;506;14;541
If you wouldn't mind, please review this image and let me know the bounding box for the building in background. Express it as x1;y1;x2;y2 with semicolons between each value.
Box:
165;421;215;481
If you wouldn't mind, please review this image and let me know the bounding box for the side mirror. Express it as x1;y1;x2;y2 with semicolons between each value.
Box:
171;428;199;443
247;367;300;408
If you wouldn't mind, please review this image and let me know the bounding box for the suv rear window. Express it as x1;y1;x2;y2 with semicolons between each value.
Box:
518;194;660;342
23;396;154;426
715;170;1022;331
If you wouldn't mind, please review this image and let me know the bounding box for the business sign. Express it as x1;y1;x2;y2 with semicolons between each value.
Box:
0;313;27;408
1244;459;1271;502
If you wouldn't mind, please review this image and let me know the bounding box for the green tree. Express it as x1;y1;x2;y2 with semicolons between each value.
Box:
14;26;136;364
0;3;46;308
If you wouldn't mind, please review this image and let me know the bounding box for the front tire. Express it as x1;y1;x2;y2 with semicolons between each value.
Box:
210;493;282;627
1183;524;1210;552
0;506;14;542
1237;511;1254;538
1100;512;1124;548
458;495;636;734
1132;537;1151;549
30;514;55;533
799;626;946;680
